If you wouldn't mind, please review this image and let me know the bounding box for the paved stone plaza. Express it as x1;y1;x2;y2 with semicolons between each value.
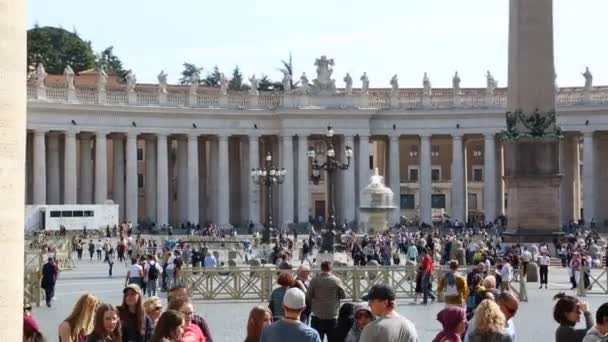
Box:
32;258;607;342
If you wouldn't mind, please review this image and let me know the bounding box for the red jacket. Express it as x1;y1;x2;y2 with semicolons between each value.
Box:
182;322;206;342
421;255;433;274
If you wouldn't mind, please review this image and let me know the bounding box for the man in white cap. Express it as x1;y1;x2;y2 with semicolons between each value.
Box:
261;288;321;342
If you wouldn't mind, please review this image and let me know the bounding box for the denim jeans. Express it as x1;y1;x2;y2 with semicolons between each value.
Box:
147;279;158;296
422;273;435;303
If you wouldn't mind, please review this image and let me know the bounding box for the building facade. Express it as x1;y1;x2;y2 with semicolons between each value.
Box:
25;67;608;229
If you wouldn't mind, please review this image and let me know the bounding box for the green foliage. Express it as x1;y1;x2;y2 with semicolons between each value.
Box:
27;26;96;74
95;46;127;80
258;75;274;91
228;65;244;90
179;62;204;85
277;52;295;90
204;65;221;87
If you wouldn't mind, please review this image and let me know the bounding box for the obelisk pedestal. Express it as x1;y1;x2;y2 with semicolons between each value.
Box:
502;0;563;242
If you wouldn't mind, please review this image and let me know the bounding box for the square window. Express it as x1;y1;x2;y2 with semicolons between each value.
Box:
61;211;73;217
138;174;144;188
409;169;419;182
432;194;446;209
400;194;415;209
73;211;83;217
473;168;484;182
137;148;144;161
49;211;60;218
432;169;441;182
84;211;94;217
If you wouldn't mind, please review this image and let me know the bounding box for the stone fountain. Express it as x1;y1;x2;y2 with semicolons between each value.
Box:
358;168;396;235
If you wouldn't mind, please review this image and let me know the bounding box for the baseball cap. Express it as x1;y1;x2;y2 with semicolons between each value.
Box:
283;288;306;310
361;284;396;301
123;283;142;295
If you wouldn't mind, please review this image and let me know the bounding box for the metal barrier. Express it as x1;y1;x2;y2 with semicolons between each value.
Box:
180;265;525;302
577;267;608;296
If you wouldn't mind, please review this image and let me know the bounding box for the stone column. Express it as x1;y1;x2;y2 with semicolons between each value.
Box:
573;136;581;220
217;135;231;227
47;133;61;204
483;133;497;222
177;137;188;224
560;136;575;225
79;133;93;204
343;135;356;224
297;135;310;224
420;134;432;224
388;135;401;224
125;132;138;224
451;133;465;222
145;137;157;222
582;132;596;222
63;131;77;204
496;142;505;215
94;131;108;204
281;135;294;228
157;133;169;227
358;134;370;223
112;135;125;220
187;134;199;224
33;130;47;204
249;134;261;225
0;1;26;338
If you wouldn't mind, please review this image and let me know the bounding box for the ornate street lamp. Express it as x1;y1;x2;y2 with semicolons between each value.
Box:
308;126;352;231
251;152;286;244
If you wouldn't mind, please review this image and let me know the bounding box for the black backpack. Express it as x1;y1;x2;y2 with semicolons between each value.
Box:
148;263;159;280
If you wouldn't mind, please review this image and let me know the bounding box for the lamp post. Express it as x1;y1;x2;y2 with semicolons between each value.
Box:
308;126;353;230
251;152;286;244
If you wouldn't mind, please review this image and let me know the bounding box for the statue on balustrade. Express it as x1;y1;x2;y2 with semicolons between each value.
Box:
189;71;200;96
582;66;593;92
422;72;432;96
281;70;292;92
158;70;168;94
125;71;137;93
249;74;259;96
97;67;108;92
64;65;75;89
219;73;229;96
485;70;496;96
34;63;47;88
311;55;337;96
320;215;339;253
390;74;399;96
298;72;309;94
360;72;370;95
344;73;353;96
452;71;461;95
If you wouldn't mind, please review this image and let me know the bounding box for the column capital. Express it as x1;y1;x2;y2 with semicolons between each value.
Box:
126;131;139;139
344;135;355;142
156;132;169;138
280;134;294;141
187;133;199;140
248;132;262;140
388;134;400;141
217;133;230;141
583;131;595;138
419;133;432;140
483;132;496;139
452;132;464;140
33;129;48;137
95;130;110;138
64;130;77;138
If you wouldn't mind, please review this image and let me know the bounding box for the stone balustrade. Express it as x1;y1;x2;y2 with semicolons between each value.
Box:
27;85;608;110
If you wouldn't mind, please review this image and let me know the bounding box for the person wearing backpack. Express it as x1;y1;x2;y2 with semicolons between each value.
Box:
145;254;162;297
437;260;469;307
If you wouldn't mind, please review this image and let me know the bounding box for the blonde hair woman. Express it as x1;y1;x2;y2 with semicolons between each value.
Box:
143;296;163;327
467;300;512;342
58;294;100;342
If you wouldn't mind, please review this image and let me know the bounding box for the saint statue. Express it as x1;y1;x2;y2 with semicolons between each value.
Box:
299;72;309;94
344;73;353;96
582;66;593;91
422;72;431;96
97;67;108;92
189;71;200;96
125;71;137;93
452;71;461;95
282;70;292;92
390;74;399;95
311;55;336;95
34;63;47;88
485;70;496;96
360;72;369;95
219;73;229;96
64;65;75;89
158;70;168;94
249;74;259;96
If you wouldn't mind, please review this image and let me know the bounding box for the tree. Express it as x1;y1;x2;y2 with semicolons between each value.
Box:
258;75;274;91
204;65;221;87
179;62;204;85
277;52;295;90
228;66;244;90
95;46;127;79
27;26;96;74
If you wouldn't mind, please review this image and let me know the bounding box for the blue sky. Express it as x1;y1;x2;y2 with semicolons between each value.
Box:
27;0;608;88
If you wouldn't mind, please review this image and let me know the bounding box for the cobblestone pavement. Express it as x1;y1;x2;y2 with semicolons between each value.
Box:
33;258;608;342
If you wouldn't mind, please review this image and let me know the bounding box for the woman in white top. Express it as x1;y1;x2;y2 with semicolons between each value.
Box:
126;257;144;287
539;252;551;289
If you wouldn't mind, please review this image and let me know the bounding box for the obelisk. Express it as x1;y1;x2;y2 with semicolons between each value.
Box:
0;0;26;339
503;0;562;240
